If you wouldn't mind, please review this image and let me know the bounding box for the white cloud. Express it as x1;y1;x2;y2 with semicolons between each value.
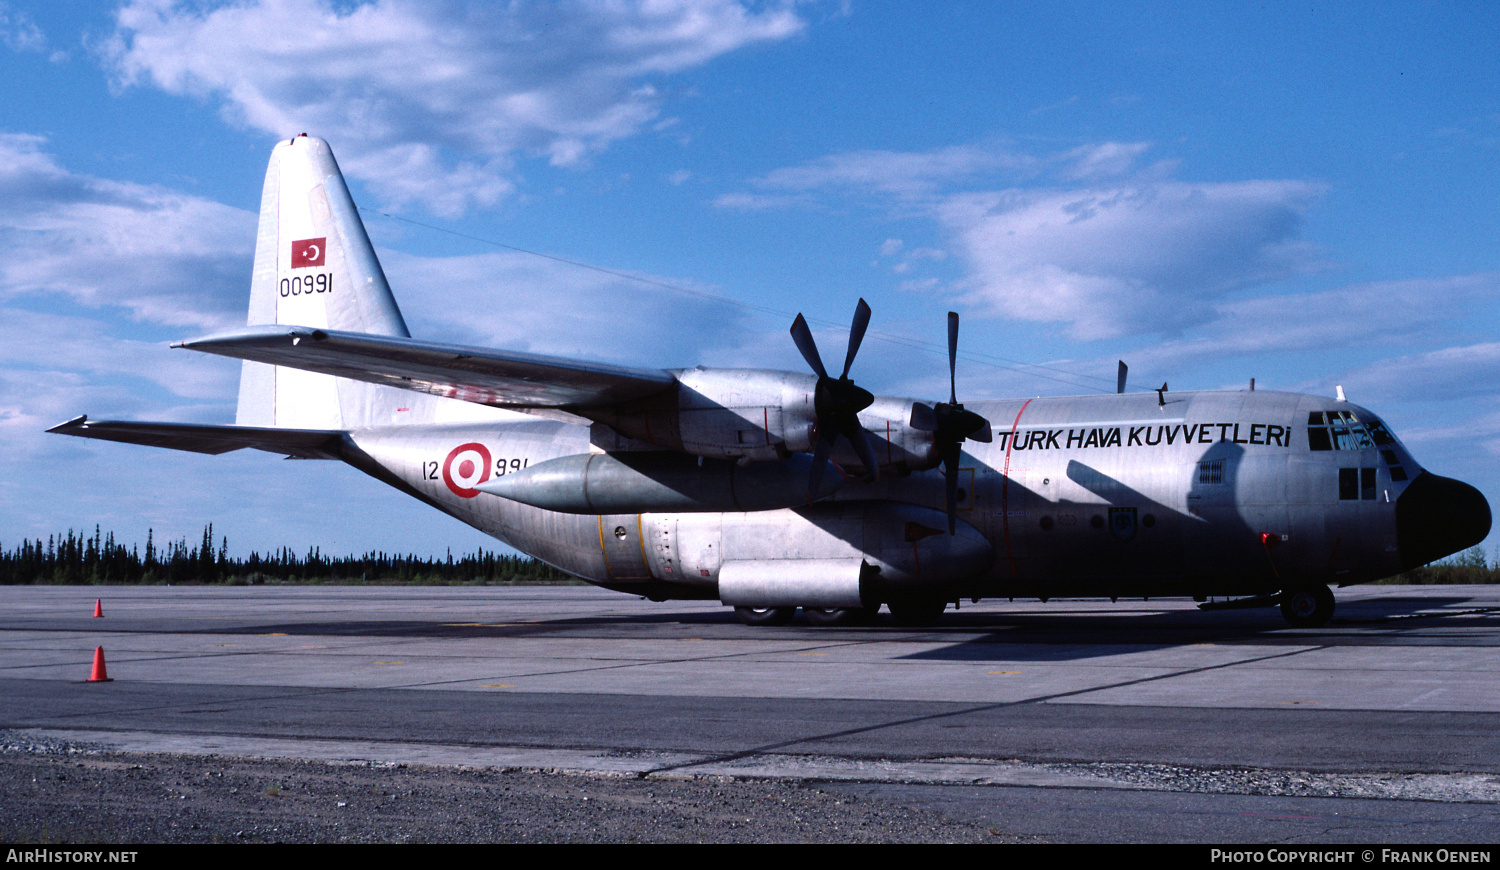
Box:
105;0;804;217
0;134;254;330
735;141;1152;202
751;144;1036;198
1059;142;1154;181
1339;341;1500;406
1130;273;1500;372
723;140;1324;339
943;180;1326;339
0;2;45;53
711;191;815;211
0;307;236;401
380;248;752;368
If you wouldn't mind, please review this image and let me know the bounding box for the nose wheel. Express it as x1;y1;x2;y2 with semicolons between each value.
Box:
1279;584;1335;627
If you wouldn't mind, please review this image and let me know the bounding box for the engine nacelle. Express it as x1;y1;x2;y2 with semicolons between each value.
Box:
584;368;942;474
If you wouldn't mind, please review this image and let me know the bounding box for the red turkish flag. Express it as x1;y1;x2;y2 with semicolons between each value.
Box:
290;237;326;269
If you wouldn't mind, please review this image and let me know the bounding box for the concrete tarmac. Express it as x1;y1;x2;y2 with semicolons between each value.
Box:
3;584;1499;842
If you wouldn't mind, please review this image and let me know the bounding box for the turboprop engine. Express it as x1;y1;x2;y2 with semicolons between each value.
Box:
583;368;942;475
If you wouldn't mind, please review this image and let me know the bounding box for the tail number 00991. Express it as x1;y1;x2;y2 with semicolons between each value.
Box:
279;273;333;297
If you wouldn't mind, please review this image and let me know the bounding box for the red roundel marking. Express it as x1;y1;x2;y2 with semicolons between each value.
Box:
442;442;492;498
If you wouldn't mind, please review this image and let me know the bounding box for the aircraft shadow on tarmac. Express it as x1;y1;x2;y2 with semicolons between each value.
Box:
197;591;1499;663
890;593;1499;662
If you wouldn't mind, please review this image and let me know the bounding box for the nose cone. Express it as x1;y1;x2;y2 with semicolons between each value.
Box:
1396;472;1492;570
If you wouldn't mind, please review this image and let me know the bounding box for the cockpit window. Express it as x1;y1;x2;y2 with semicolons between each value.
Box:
1307;410;1391;452
1365;420;1395;446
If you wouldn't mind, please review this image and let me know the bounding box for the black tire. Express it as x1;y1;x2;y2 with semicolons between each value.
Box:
734;606;797;627
887;597;946;626
803;606;878;627
1279;584;1335;627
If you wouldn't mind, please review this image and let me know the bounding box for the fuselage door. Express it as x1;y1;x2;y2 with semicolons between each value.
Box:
598;513;652;581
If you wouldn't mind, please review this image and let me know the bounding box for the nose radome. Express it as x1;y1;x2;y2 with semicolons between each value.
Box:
1396;472;1492;570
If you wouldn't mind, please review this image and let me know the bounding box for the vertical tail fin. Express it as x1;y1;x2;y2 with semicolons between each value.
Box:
236;134;410;430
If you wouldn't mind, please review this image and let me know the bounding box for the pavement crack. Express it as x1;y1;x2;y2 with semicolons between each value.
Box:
643;644;1330;776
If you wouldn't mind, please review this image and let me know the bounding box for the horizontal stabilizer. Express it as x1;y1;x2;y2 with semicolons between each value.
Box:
47;416;344;459
179;326;676;410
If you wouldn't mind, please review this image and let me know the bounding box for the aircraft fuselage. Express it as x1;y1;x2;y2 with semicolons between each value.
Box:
338;386;1483;608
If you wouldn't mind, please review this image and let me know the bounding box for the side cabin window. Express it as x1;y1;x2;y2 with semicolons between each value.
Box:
1339;467;1378;501
1382;449;1409;482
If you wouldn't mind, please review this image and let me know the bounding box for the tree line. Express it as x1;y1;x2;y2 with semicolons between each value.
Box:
0;525;576;586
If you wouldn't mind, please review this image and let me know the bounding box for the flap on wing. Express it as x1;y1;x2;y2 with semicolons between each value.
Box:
178;326;676;409
47;416;344;459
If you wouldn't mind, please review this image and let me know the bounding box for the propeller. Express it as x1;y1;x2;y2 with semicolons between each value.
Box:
790;299;880;498
909;312;993;534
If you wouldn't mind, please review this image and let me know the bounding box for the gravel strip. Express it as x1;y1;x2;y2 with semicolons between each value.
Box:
0;742;1013;844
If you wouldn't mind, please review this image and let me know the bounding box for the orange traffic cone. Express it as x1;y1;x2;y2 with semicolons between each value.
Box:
87;646;113;682
92;598;103;618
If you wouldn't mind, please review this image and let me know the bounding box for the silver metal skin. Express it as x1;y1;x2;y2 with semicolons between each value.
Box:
48;136;1492;626
475;451;847;514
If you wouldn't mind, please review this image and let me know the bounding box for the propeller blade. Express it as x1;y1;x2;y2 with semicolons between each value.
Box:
841;298;872;379
807;434;833;501
1117;360;1128;394
909;401;937;431
943;442;961;535
960;409;993;442
947;311;959;405
849;423;881;483
793;300;880;484
790;314;827;379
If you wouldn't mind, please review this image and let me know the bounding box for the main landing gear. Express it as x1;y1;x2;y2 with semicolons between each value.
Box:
803;606;879;627
1279;584;1335;628
732;605;888;627
733;606;797;626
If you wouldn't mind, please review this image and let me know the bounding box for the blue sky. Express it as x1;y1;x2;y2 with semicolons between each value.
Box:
2;1;1498;560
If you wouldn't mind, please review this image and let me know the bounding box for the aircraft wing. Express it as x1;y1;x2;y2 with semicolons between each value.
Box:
47;416;345;459
178;326;676;409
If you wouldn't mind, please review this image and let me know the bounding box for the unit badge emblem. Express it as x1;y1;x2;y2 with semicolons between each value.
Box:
1109;507;1138;543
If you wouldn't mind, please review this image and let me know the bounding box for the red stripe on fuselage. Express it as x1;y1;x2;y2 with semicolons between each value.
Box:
1000;398;1033;581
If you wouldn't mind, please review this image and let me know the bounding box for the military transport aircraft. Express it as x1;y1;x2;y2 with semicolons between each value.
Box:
50;135;1492;628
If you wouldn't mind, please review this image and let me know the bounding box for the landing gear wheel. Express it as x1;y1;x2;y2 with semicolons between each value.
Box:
1279;584;1335;628
887;597;946;627
803;606;877;627
734;606;796;627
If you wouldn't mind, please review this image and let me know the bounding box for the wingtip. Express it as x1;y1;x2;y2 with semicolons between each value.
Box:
46;414;88;434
